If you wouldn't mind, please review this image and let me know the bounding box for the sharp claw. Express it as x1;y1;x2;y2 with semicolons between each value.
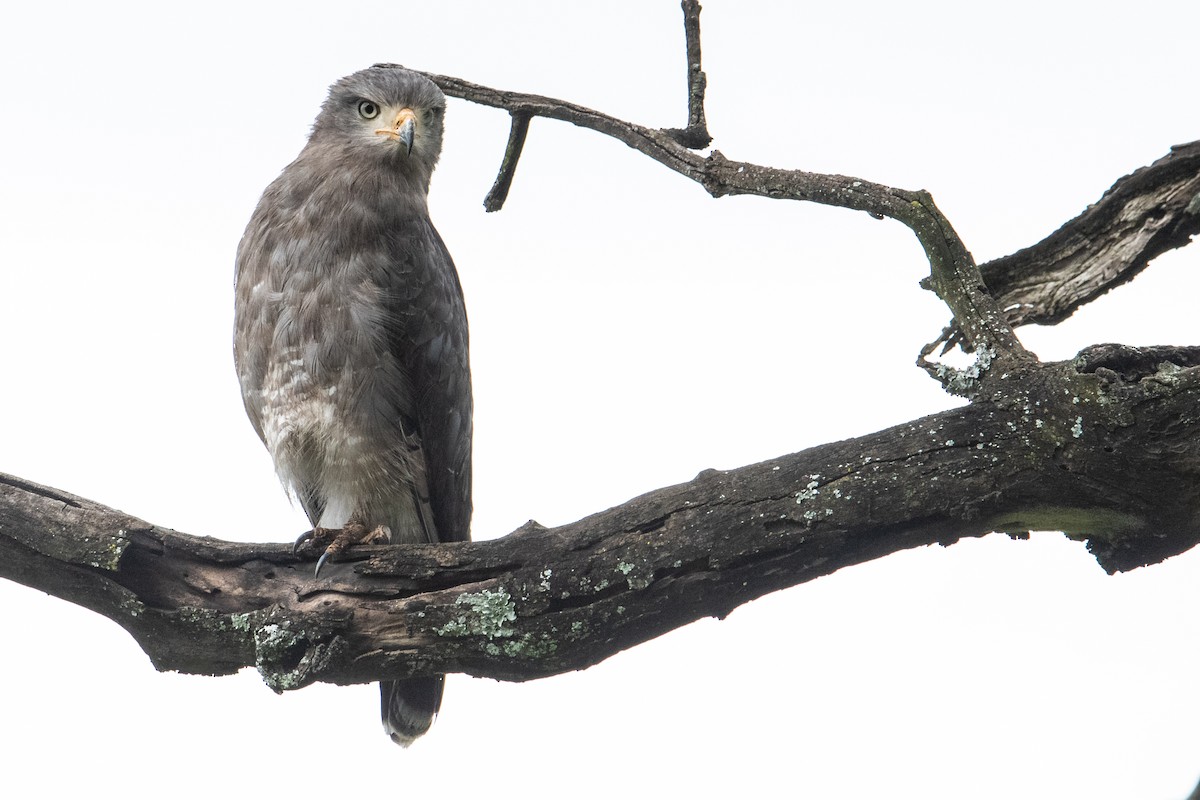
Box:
293;529;315;556
314;549;332;578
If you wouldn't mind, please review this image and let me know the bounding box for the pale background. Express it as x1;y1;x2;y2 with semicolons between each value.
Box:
2;1;1198;797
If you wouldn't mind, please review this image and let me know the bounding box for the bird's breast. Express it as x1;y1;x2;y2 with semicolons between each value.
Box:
243;242;414;476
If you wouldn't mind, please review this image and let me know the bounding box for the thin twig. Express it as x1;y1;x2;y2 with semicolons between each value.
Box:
451;1;714;211
483;112;531;212
663;0;712;149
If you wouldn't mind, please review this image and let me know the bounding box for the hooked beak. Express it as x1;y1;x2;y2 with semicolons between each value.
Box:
375;108;417;155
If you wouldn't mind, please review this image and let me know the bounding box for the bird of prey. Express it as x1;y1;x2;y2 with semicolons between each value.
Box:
233;65;472;746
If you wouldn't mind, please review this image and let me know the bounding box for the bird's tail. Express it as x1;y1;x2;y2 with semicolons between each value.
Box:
381;675;445;746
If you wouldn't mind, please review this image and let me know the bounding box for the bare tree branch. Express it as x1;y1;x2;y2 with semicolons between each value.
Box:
3;343;1200;691
662;0;712;149
426;78;1032;372
482;111;531;212
430;4;1198;353
983;141;1200;328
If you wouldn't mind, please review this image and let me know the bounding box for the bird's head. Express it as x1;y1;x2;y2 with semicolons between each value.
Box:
309;65;446;173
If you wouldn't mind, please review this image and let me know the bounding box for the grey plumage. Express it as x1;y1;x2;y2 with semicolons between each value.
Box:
234;65;471;746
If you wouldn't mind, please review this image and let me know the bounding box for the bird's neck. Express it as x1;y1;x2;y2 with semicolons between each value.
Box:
300;141;434;208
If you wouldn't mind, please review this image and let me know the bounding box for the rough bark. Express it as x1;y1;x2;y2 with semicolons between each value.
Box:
1;1;1198;698
3;342;1200;691
981;141;1200;328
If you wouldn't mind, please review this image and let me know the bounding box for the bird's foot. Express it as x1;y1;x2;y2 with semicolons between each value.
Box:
293;519;391;577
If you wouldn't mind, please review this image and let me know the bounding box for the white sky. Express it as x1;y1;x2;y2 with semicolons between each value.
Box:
2;1;1198;797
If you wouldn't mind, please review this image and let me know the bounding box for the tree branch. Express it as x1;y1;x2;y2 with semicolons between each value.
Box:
4;345;1200;690
662;0;712;149
983;141;1200;328
482;111;531;212
427;80;1031;372
431;1;1198;356
427;5;1045;373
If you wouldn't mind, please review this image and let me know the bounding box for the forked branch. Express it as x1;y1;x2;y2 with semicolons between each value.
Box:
431;3;1198;368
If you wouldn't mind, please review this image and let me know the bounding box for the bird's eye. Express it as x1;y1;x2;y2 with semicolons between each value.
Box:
421;108;436;124
358;100;380;120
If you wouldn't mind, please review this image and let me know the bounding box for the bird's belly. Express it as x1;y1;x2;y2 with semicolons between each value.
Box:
254;346;424;537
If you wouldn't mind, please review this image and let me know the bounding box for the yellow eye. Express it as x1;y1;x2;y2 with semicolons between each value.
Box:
358;100;380;120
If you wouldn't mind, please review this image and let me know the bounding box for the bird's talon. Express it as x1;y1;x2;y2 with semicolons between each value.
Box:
293;529;315;556
314;549;332;578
